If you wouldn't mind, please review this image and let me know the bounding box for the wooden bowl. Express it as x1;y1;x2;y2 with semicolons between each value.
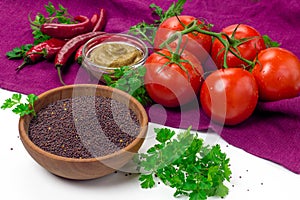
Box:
18;84;148;180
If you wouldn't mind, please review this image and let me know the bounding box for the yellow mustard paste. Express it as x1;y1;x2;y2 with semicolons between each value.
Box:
88;42;143;68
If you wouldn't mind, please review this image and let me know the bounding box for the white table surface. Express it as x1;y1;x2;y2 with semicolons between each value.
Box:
1;88;299;200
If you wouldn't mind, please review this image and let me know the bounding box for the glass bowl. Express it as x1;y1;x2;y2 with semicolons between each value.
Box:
82;33;148;82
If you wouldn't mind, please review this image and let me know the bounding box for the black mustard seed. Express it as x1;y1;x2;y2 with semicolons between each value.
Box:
28;96;140;159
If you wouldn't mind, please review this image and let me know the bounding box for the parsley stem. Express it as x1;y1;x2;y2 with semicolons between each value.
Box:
135;27;154;46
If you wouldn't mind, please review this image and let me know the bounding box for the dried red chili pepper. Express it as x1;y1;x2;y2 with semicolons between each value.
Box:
55;31;105;85
41;15;93;39
16;38;66;71
43;38;67;60
93;8;107;32
75;9;107;65
90;13;99;28
75;44;84;64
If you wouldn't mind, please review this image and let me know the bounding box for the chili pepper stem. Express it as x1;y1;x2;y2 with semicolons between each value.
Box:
57;67;66;85
16;62;27;72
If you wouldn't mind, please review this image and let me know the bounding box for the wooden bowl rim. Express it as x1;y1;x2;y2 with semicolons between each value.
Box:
19;84;148;163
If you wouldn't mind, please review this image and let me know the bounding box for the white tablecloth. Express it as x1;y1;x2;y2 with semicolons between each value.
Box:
1;88;299;200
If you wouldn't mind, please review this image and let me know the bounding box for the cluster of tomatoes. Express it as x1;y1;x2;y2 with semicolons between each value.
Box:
143;15;300;126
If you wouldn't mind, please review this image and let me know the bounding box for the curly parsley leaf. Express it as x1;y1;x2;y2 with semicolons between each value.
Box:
139;174;156;189
103;66;152;106
150;0;187;24
129;0;186;46
155;127;176;143
30;2;74;44
129;22;157;46
262;35;280;48
6;44;33;59
7;2;74;57
12;103;33;116
136;127;232;200
1;93;38;117
45;2;56;16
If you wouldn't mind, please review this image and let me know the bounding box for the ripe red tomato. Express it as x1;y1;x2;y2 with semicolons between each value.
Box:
144;49;204;107
200;68;258;125
154;15;212;64
211;24;266;69
252;47;300;101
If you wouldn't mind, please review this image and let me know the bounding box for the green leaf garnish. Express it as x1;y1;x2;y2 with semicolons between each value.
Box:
129;0;186;45
139;174;156;189
1;93;38;117
6;44;33;59
262;35;280;48
155;127;176;143
6;2;74;58
136;127;232;200
30;1;74;45
150;0;187;24
103;66;152;106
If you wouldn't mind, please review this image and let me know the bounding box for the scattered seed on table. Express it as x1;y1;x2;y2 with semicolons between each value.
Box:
28;96;141;159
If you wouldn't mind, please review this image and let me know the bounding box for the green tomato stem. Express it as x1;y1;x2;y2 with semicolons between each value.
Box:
179;20;255;68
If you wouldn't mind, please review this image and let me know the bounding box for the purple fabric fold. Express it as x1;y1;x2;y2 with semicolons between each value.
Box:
0;0;299;173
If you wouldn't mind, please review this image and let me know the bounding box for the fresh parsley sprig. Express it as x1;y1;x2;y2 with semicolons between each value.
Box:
6;44;33;59
262;35;280;48
129;23;157;46
29;1;74;45
103;66;152;106
129;0;187;46
7;2;74;59
136;127;232;200
1;93;38;117
150;0;187;24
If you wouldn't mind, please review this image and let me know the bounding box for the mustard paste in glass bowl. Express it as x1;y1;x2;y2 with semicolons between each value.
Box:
82;33;148;82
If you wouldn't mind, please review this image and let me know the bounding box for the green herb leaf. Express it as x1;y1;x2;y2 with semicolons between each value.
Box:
12;103;33;117
103;74;112;85
151;0;187;24
155;128;175;143
139;174;155;189
129;22;157;46
1;99;17;109
189;191;207;200
6;44;33;59
104;66;152;106
12;93;22;102
45;2;56;16
262;35;280;48
30;2;74;44
136;126;232;200
214;183;229;198
27;94;38;112
129;0;186;45
1;93;38;117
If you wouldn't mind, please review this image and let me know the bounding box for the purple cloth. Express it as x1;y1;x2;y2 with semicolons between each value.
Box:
0;0;299;173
